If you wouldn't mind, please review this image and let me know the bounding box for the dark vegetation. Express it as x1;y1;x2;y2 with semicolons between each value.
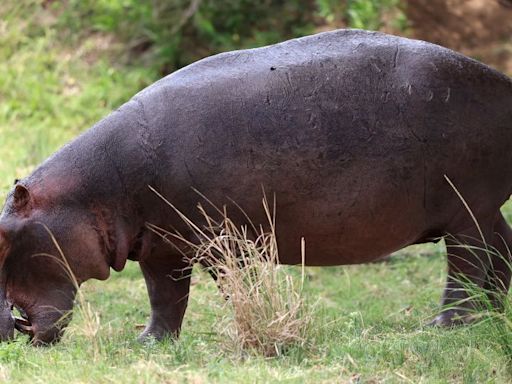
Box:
57;0;405;73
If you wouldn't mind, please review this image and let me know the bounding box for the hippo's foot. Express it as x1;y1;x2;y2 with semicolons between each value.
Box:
137;324;178;343
428;309;480;328
485;291;508;313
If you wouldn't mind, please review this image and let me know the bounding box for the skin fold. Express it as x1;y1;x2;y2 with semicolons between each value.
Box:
1;29;512;344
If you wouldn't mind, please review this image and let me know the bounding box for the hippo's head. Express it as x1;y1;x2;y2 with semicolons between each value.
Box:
0;182;122;345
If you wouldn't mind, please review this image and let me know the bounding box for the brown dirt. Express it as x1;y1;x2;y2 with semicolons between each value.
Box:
406;0;512;74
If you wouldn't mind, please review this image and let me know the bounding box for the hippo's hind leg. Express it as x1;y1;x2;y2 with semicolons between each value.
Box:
483;213;512;308
138;256;191;342
432;217;496;326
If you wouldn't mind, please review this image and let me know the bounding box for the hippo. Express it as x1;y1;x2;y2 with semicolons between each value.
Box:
1;29;512;345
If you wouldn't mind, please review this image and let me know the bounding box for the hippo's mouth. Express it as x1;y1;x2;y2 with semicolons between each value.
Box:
12;305;34;337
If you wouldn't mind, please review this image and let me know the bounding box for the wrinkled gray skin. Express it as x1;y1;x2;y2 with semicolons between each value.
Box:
1;29;512;345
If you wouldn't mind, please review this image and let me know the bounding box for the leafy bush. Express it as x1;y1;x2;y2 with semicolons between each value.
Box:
59;0;317;72
346;0;404;30
57;0;406;73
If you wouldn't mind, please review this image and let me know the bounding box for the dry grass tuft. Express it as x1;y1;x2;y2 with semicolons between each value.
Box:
148;189;315;357
37;224;101;357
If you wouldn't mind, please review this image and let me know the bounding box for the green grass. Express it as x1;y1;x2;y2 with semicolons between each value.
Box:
0;1;156;195
2;251;512;383
1;1;512;383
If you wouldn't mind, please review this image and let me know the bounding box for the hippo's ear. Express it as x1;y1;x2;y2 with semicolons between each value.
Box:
13;185;31;210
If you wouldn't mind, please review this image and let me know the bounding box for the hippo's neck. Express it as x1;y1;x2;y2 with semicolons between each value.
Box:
27;98;161;217
18;99;165;269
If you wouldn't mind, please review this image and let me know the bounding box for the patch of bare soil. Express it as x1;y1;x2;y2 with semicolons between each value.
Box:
406;0;512;74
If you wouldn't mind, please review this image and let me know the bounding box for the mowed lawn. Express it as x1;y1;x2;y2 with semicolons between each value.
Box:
2;2;512;383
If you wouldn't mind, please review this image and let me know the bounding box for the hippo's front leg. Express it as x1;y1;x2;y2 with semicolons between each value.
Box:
138;257;191;342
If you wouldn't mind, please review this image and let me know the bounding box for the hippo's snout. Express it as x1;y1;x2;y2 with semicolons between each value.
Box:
0;299;70;345
21;307;72;346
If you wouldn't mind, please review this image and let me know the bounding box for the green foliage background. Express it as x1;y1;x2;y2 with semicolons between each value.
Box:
60;0;405;72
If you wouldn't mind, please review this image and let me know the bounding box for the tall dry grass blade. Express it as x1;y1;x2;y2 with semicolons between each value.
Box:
34;223;101;358
301;237;306;290
444;175;486;244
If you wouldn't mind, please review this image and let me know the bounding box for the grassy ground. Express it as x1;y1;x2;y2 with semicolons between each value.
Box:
3;250;512;383
2;2;512;383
